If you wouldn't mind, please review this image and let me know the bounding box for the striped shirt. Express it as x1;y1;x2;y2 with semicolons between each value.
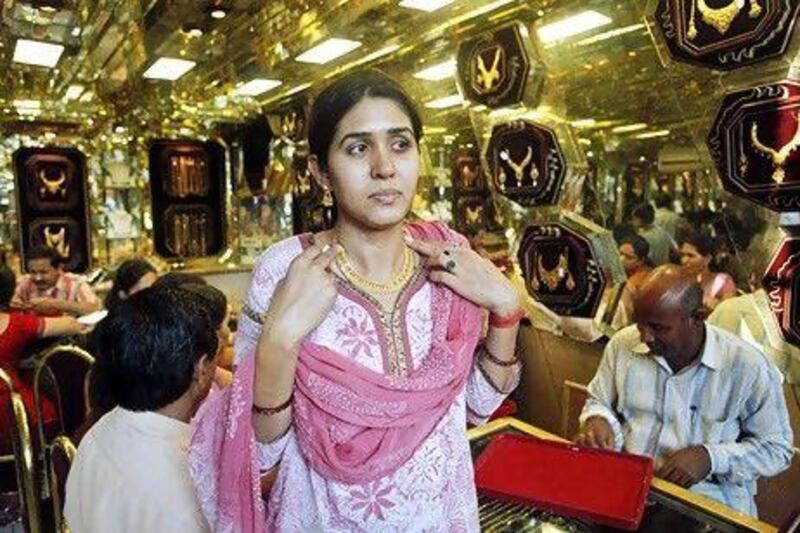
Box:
580;324;794;516
14;272;99;306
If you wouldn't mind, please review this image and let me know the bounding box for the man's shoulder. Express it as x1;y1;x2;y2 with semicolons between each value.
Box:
608;325;642;352
61;272;90;284
707;325;774;372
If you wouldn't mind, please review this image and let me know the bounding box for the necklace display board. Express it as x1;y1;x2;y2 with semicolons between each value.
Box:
291;153;334;234
452;148;491;236
655;0;800;69
148;139;226;259
708;80;800;211
517;212;624;319
486;120;567;207
14;147;91;272
456;21;545;109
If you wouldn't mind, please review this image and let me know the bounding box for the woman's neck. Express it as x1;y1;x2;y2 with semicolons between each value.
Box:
334;219;407;283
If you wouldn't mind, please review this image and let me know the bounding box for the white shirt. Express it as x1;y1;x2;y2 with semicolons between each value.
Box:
580;325;793;516
66;407;210;533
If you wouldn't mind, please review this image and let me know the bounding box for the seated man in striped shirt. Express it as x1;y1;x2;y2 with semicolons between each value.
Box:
12;245;100;316
577;265;793;516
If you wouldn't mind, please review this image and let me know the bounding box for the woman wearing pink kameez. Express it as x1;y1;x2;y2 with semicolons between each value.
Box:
189;70;525;532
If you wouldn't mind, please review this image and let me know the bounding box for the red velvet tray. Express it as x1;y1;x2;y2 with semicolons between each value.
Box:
474;433;653;530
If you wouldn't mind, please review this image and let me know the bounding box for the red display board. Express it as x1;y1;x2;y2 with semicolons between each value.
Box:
708;80;800;212
475;433;653;530
763;235;800;347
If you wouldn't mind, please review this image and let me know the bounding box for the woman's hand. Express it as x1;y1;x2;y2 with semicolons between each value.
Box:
263;241;341;350
405;234;520;316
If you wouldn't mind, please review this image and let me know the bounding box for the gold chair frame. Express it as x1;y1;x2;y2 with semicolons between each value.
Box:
48;435;76;533
32;344;94;455
0;368;15;467
7;391;42;533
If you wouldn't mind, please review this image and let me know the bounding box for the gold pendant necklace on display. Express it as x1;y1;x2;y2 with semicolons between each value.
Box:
687;0;762;40
336;244;416;294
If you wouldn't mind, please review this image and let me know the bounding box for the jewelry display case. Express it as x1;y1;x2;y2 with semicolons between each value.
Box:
148;140;226;259
13;147;91;272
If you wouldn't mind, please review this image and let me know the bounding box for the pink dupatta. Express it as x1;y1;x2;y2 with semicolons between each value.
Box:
188;222;482;533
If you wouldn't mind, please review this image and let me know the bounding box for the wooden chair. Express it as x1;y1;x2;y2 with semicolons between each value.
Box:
5;390;42;532
757;448;800;528
561;380;589;440
32;345;94;453
48;436;76;533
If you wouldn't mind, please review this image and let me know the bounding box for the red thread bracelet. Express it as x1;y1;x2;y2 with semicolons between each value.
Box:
489;308;526;329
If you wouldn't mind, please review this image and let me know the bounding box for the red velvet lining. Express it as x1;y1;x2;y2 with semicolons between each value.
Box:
474;433;653;530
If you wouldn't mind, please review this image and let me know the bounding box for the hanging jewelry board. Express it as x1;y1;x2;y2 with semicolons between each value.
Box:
148;139;226;259
13;147;91;272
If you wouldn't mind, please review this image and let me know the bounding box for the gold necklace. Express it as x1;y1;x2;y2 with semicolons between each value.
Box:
688;0;761;40
336;245;415;294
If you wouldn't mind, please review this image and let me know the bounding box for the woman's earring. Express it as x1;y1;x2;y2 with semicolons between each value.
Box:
322;187;334;207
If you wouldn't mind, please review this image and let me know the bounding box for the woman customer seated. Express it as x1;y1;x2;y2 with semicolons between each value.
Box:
104;259;158;310
0;266;85;449
678;231;737;315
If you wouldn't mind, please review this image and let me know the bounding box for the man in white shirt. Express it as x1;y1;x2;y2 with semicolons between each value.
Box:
66;286;217;532
576;266;793;516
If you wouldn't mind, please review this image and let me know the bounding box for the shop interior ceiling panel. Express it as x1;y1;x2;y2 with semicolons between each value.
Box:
517;212;624;319
655;0;800;70
708;79;800;212
0;0;759;157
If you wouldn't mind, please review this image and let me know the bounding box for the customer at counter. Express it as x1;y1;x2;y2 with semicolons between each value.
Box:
632;203;674;266
576;265;793;516
678;231;737;315
12;245;100;316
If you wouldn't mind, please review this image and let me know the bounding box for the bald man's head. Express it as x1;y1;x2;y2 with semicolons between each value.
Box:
636;265;703;318
632;265;705;362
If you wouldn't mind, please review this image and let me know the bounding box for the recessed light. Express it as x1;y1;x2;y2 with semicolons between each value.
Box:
295;38;362;64
183;25;204;38
71;27;82;37
143;57;197;80
13;39;64;68
425;94;464;109
233;78;282;96
210;8;227;19
633;129;671;139
65;84;85;100
398;0;455;12
414;58;456;81
611;123;648;134
537;11;612;44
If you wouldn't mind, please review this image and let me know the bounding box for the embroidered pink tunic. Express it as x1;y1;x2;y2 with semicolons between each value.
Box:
234;234;518;532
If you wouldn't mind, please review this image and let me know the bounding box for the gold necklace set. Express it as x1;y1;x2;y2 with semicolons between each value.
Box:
687;0;762;40
335;243;416;294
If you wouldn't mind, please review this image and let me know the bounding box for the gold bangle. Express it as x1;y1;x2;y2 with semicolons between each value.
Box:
479;344;521;367
252;392;293;416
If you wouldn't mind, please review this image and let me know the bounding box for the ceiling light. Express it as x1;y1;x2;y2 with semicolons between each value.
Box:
633;129;671;139
424;126;447;134
295;38;362;64
414;58;456;81
143;57;197;80
71;27;82;37
425;94;464;109
571;119;596;128
183;25;204;38
611;123;648;133
13;39;64;68
13;100;41;109
210;8;227;19
233;78;282;96
38;4;57;13
537;11;612;44
575;23;646;46
399;0;455;12
65;84;85;100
